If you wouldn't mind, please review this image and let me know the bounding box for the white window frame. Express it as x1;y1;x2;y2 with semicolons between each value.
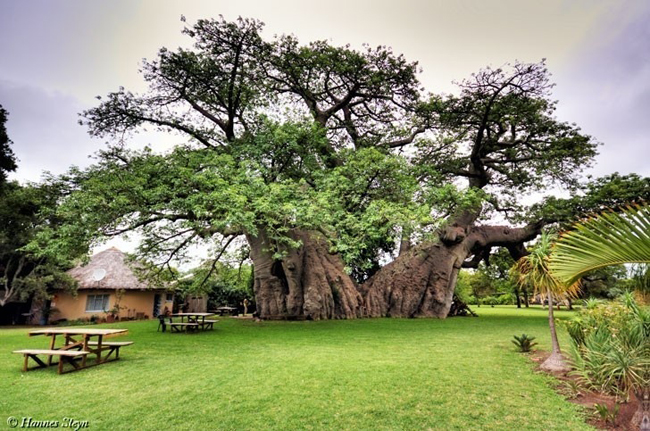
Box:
85;294;110;312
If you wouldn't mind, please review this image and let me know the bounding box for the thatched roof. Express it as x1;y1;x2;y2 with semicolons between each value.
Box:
68;247;160;290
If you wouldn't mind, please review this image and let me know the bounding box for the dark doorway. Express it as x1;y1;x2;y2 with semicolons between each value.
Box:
153;294;161;317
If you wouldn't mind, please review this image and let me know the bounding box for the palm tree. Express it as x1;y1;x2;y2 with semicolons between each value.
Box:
513;232;580;372
550;204;649;427
550;204;650;285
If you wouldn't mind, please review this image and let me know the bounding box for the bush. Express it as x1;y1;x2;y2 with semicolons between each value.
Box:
497;293;516;305
482;296;498;307
566;293;649;398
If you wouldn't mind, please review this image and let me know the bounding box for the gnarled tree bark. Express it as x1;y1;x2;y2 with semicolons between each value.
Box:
361;219;544;318
247;229;363;320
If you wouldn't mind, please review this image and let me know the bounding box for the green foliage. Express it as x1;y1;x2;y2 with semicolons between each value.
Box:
482;296;498;307
0;104;17;186
566;295;649;397
627;263;650;300
0;181;77;306
416;60;598;223
558;380;583;399
55;17;603;286
593;403;619;426
551;204;650;285
312;147;422;281
458;249;523;307
529;173;650;227
513;232;581;299
176;261;254;310
512;333;538;352
454;270;473;304
579;265;628;299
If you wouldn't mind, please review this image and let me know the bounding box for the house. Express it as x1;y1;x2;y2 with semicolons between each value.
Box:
50;247;173;322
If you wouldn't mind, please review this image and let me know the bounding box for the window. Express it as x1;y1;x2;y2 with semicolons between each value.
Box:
166;293;173;302
85;294;110;312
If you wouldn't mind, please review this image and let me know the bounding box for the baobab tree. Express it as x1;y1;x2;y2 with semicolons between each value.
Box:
37;17;623;319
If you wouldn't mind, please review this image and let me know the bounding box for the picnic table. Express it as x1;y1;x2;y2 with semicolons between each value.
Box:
13;328;132;374
169;313;218;332
212;306;238;316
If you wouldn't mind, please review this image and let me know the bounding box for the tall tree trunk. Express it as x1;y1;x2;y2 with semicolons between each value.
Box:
541;290;569;372
246;228;362;320
515;286;522;308
523;288;529;307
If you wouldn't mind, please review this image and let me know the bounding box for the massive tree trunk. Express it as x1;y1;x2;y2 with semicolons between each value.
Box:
361;220;543;318
361;241;467;318
247;216;543;320
246;228;363;320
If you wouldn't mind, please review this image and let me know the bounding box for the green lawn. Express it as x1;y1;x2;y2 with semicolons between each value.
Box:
0;307;592;430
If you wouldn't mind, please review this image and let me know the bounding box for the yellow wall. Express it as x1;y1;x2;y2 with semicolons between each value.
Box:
52;289;173;321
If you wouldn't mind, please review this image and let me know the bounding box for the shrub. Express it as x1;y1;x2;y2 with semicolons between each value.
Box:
497;292;516;305
566;294;649;398
482;296;498;307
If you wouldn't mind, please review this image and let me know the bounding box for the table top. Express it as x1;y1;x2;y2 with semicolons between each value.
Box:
171;312;214;317
29;328;128;337
215;306;237;310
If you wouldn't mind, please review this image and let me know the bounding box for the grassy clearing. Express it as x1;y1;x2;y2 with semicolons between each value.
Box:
0;306;592;430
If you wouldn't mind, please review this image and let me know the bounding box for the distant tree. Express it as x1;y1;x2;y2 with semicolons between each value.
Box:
177;260;254;311
578;265;628;299
0;182;76;309
0;104;17;187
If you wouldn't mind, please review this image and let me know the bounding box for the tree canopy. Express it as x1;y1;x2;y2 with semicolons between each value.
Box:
0;181;76;307
0;104;18;187
29;16;649;319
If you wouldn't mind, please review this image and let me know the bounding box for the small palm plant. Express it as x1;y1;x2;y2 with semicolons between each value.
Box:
512;232;581;372
512;334;538;352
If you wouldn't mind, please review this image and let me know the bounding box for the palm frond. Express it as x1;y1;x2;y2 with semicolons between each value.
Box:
513;232;581;297
551;204;650;285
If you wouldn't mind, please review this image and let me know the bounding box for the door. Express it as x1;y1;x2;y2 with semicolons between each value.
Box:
153;294;161;317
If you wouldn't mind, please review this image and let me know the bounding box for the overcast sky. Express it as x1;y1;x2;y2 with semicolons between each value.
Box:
1;0;649;184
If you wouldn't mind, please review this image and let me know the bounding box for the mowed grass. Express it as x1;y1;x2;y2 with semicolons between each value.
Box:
0;307;592;430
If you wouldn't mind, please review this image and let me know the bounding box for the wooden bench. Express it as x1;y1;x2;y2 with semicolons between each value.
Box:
87;341;134;360
200;320;218;330
13;349;90;374
170;322;199;333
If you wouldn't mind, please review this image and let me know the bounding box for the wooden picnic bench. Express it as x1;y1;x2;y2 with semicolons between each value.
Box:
170;322;199;332
168;313;217;333
86;341;134;360
13;349;90;374
200;319;218;330
13;328;132;374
